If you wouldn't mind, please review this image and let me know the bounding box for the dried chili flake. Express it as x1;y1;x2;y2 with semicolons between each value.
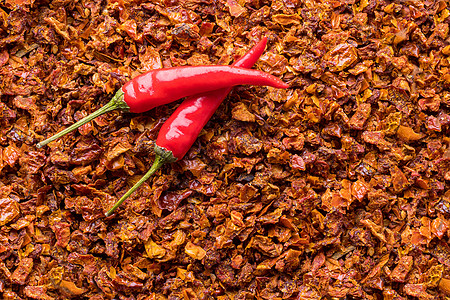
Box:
390;165;409;193
291;53;318;74
248;235;283;257
259;52;288;76
11;257;33;285
50;221;71;248
439;278;450;295
282;134;305;151
226;0;246;17
145;239;166;259
323;43;358;72
3;145;20;168
404;283;435;300
2;0;450;299
396;125;423;141
351;179;369;201
431;215;448;239
390;255;413;282
272;14;302;25
232;103;256;122
59;280;86;297
0;197;20;228
362;131;392;150
24;286;54;300
290;154;306;170
185;241;206;260
348;103;371;130
230;131;262;155
239;184;258;202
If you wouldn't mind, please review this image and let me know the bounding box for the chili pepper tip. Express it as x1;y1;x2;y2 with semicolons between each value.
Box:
105;145;176;217
36;89;129;148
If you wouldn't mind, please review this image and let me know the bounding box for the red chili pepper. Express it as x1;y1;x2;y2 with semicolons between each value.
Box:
105;38;270;217
36;62;288;148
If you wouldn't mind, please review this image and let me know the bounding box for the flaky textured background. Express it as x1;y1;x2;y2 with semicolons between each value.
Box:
0;0;449;299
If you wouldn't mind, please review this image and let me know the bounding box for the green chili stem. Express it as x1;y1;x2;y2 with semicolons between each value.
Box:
105;155;165;217
105;145;177;217
37;101;114;148
36;89;128;148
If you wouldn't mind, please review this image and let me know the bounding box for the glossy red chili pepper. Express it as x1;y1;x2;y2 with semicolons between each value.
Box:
105;38;271;217
36;63;288;148
156;38;268;161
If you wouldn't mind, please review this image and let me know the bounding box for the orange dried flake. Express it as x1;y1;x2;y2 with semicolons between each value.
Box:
145;239;166;259
272;14;302;25
11;257;34;285
351;179;369;201
232;103;256;122
431;215;449;239
139;47;163;71
321;189;347;211
0;197;20;226
323;43;358;72
349;103;371;130
226;0;246;17
439;278;450;295
3;144;20;167
24;286;55;300
397;125;423;141
390;166;409;193
184;241;206;260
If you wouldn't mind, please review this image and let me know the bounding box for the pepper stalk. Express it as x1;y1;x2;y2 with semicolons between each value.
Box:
36;89;129;148
105;145;177;217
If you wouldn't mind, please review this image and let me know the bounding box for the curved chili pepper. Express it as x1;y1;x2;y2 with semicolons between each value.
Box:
105;38;270;217
36;63;288;148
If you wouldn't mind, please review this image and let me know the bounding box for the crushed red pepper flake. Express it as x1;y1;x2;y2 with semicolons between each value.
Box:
1;0;450;299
